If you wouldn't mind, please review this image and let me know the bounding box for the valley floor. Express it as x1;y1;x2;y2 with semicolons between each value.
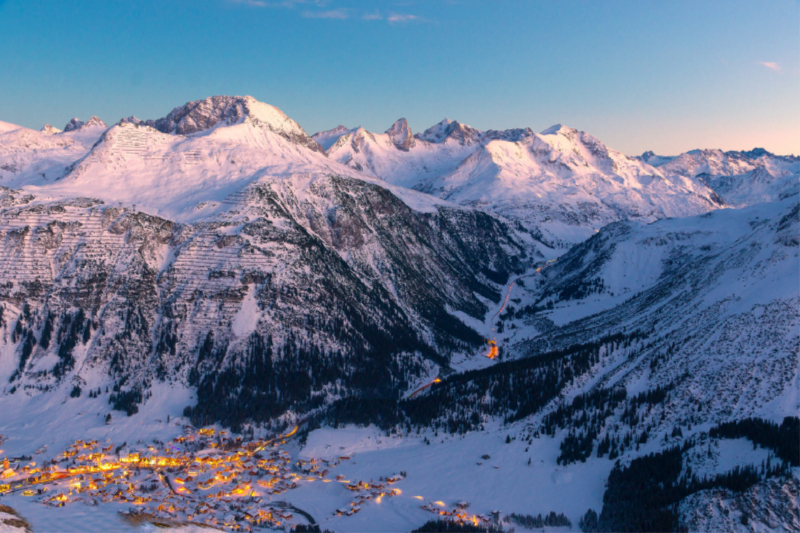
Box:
0;388;609;532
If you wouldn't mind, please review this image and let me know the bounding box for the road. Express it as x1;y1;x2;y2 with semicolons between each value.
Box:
407;378;442;399
485;259;557;357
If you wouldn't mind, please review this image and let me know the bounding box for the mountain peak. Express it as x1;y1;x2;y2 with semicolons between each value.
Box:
40;124;62;135
312;125;351;151
416;118;481;145
63;116;107;132
63;118;84;132
385;118;415;151
540;124;577;136
84;116;107;128
149;95;324;153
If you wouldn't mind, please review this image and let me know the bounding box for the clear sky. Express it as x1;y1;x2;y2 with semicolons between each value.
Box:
1;0;797;156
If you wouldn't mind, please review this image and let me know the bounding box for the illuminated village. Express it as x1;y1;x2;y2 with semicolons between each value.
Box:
0;426;491;531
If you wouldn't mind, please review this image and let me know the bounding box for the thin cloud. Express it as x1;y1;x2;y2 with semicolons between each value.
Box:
230;0;268;7
228;0;330;8
388;13;423;23
228;0;419;24
758;62;781;72
302;8;349;19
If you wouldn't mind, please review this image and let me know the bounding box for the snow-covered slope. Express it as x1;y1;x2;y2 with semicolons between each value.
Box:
679;477;800;533
506;198;798;427
0;119;108;185
319;120;723;247
642;148;800;207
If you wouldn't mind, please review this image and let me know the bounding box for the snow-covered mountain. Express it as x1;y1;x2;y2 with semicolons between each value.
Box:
1;113;446;224
0;98;540;428
39;124;61;135
63;116;107;133
144;95;325;154
395;198;798;531
641;148;800;207
316;120;724;247
0;95;796;532
0;172;532;422
0;118;108;185
507;198;798;425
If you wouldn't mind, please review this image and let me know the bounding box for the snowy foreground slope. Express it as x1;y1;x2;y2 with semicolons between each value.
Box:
0;96;796;532
507;198;798;429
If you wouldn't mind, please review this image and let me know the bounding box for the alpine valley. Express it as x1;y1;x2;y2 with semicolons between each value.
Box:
0;95;796;533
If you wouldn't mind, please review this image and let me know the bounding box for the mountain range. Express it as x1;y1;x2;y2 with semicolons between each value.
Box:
0;95;796;532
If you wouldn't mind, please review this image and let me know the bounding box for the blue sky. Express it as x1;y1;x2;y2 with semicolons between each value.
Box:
0;0;797;155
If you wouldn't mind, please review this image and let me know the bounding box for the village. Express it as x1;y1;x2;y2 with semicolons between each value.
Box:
0;427;495;532
0;425;378;530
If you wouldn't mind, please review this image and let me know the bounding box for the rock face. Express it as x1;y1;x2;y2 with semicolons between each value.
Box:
416;119;478;145
0;175;530;425
63;116;107;132
415;119;533;145
63;118;84;132
679;477;800;532
147;95;326;154
385;118;415;151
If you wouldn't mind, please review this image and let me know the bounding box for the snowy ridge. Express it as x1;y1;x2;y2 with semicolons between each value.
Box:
321;119;724;247
11;120;449;223
642;147;800;207
0;121;106;185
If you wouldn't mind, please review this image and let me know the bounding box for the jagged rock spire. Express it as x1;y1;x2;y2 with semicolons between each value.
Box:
385;118;415;151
